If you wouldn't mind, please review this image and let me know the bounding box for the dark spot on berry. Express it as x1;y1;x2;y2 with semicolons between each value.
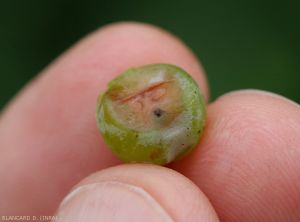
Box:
150;149;162;160
198;130;201;134
153;108;165;118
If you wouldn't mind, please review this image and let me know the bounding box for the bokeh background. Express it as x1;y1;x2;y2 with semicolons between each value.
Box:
1;1;299;110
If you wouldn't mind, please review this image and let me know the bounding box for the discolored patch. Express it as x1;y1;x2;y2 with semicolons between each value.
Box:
150;149;163;161
108;77;183;131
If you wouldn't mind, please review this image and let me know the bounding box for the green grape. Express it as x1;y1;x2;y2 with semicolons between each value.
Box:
96;64;206;165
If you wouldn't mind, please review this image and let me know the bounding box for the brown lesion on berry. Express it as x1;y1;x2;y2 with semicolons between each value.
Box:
108;79;183;130
106;85;125;100
150;149;163;160
118;80;172;104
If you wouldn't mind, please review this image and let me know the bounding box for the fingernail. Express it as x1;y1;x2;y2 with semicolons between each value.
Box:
55;181;173;222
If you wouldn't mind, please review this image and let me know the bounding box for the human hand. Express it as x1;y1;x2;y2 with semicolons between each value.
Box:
1;22;300;222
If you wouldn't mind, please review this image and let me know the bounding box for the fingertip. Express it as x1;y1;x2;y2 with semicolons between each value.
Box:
173;89;300;222
55;164;219;222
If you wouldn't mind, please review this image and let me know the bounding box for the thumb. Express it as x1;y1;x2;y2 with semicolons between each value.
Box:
53;164;219;222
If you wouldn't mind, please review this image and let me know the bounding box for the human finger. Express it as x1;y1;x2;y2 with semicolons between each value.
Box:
171;90;300;222
54;164;219;222
0;22;208;216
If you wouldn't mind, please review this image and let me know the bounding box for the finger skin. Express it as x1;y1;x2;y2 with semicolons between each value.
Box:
55;164;219;222
0;22;208;215
172;90;300;222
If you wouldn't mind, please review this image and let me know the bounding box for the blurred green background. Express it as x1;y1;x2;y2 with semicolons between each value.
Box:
1;0;299;110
